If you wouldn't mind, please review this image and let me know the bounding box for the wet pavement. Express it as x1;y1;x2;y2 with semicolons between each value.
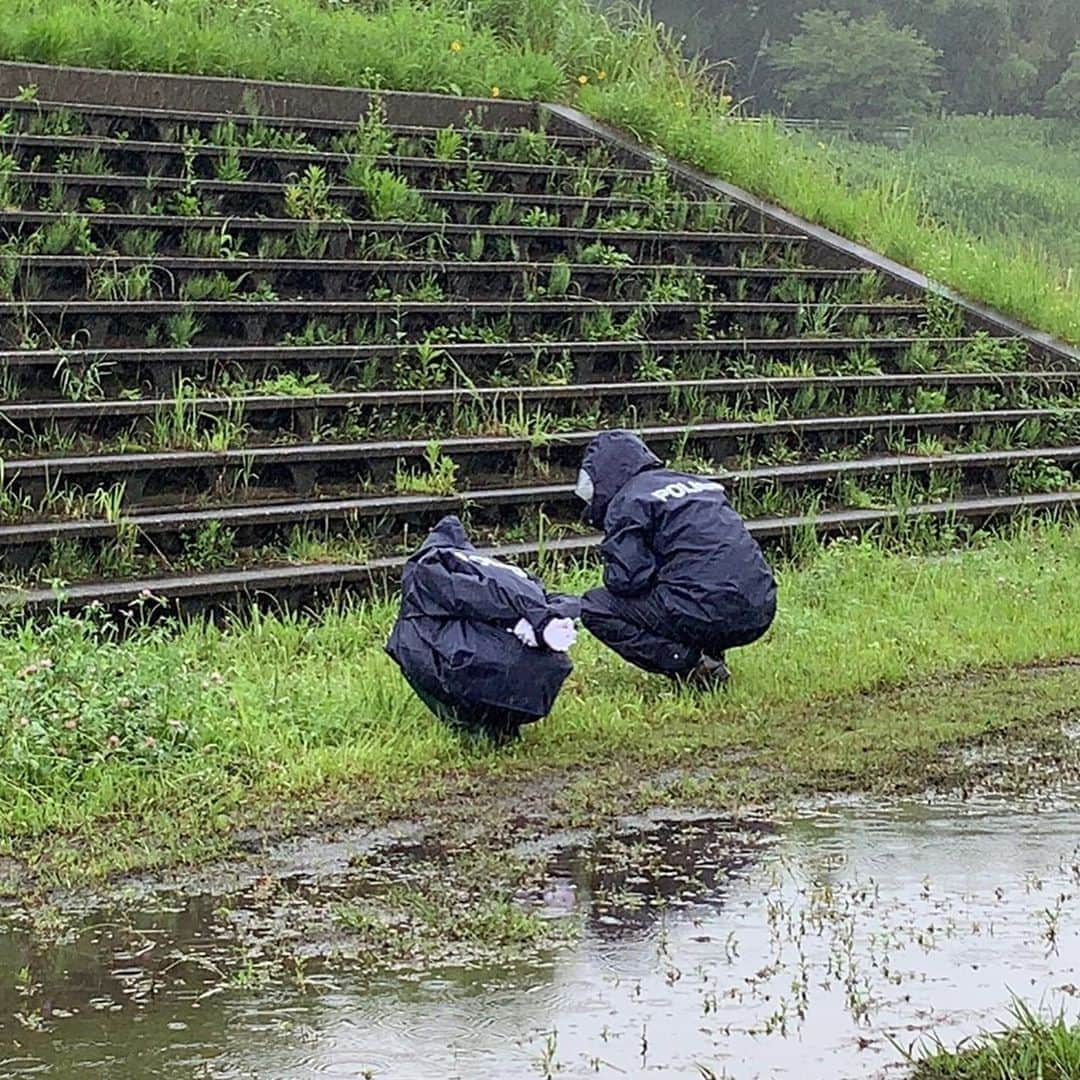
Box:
2;788;1079;1078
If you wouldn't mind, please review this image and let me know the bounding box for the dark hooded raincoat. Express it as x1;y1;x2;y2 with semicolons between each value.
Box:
386;515;580;736
578;431;776;675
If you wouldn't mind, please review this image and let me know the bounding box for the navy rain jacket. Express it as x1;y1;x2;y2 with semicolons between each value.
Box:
580;431;777;640
386;516;581;723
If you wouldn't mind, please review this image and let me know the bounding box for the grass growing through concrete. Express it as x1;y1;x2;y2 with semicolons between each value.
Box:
1;522;1077;886
1;0;1077;344
912;1001;1080;1079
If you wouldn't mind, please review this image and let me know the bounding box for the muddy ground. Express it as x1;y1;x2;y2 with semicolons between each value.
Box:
5;661;1079;963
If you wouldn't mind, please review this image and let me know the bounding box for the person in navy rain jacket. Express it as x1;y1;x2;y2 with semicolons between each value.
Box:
575;431;776;687
386;515;580;742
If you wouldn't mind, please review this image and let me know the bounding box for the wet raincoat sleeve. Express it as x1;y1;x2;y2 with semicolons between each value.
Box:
545;591;583;622
600;496;656;598
409;548;563;633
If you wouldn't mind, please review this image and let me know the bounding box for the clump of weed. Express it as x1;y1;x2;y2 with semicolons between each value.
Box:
395;441;459;495
284;165;342;221
0;611;229;794
910;1000;1080;1079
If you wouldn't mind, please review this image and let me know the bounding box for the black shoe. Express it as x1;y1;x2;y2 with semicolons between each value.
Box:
680;653;730;689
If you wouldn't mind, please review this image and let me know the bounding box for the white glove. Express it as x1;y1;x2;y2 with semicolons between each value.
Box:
542;617;577;653
512;618;538;648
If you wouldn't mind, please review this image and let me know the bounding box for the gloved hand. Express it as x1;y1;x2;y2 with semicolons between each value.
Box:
512;617;538;648
542;617;577;652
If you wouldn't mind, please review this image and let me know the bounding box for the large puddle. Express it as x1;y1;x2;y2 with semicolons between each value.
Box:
2;788;1079;1079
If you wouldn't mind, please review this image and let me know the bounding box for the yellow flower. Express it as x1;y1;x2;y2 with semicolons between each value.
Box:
597;70;607;81
674;98;686;108
490;85;501;98
449;40;462;53
577;74;589;85
719;93;733;106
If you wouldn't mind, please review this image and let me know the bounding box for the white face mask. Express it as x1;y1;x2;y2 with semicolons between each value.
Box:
574;468;595;505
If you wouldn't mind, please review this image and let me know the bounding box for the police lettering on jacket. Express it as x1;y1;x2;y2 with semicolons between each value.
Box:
650;478;726;503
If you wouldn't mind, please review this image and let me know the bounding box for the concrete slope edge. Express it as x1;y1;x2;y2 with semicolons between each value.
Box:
542;103;1080;369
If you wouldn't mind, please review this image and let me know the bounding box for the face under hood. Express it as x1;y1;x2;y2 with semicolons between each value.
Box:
416;514;476;555
577;430;662;526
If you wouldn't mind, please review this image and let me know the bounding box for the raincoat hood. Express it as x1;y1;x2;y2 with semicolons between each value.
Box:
579;430;662;526
417;515;475;554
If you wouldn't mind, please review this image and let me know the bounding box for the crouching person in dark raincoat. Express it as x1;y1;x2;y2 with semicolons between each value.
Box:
386;515;580;743
576;431;776;687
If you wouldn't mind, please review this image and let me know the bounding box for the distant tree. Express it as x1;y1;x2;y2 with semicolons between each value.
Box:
919;0;1034;113
1009;0;1078;101
1045;45;1080;118
768;10;943;122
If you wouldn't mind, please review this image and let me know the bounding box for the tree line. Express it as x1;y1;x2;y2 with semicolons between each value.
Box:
649;0;1080;121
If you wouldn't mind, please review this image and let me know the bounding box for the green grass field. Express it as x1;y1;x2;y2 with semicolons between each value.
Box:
2;523;1078;884
817;116;1080;281
0;0;1078;889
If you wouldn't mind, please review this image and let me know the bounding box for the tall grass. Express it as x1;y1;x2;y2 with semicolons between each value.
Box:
579;83;1080;345
2;524;1078;870
0;0;1077;344
912;1001;1080;1079
816;117;1080;279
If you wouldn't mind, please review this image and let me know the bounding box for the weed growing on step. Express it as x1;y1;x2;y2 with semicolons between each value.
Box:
210;115;313;155
1008;458;1076;495
394;440;459;495
213;148;247;184
292;224;330;259
250;371;334;396
519;206;559;229
644;268;710;303
353;164;436;222
148;381;249;451
120;228;163;258
89;264;155;302
255;234;289;260
0;463;34;521
182;519;237;570
576;240;631;266
281;320;347;348
159;309;202;349
53;352;111;402
180;272;246;302
0;248;19;301
168;190;205;218
25;213;96;255
433;126;464;163
521;259;574;301
181;224;247;260
284;165;342;221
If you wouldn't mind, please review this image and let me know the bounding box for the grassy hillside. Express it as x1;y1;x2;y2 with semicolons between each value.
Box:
817;116;1080;280
0;0;1077;345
